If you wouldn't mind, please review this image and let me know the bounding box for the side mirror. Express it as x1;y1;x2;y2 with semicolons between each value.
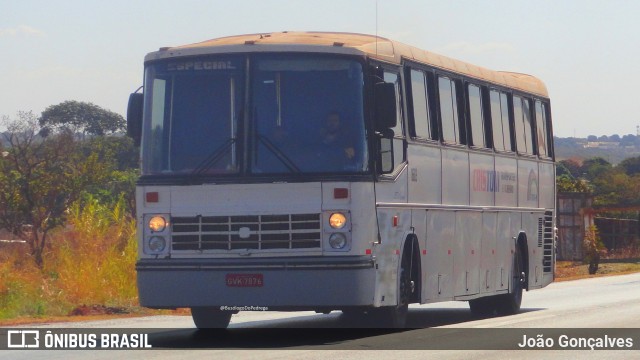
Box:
127;93;143;146
374;82;397;131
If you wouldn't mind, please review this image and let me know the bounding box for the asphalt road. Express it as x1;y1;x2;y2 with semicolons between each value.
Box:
3;272;640;359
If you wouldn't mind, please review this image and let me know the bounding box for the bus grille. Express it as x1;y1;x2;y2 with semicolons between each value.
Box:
170;214;321;251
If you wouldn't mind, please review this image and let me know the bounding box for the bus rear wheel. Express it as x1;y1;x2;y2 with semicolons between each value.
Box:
495;245;525;315
191;307;233;329
469;245;525;316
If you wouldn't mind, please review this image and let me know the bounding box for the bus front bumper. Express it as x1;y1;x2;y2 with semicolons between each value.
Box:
136;256;376;310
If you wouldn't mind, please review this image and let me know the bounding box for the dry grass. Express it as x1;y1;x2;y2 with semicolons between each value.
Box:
555;260;640;281
0;196;139;320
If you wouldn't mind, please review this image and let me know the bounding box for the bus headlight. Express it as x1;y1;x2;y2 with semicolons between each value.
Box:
329;233;347;249
329;213;347;229
148;236;166;253
148;216;167;232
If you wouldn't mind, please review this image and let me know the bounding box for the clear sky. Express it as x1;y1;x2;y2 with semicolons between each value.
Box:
2;0;639;138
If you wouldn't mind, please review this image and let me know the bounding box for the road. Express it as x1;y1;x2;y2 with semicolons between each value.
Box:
3;272;640;359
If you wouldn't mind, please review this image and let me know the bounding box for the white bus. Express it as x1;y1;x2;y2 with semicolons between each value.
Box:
127;32;555;328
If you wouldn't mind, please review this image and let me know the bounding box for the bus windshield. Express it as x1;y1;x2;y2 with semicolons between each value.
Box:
141;55;367;177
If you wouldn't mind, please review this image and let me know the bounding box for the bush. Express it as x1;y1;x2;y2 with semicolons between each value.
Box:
583;225;606;274
0;196;138;318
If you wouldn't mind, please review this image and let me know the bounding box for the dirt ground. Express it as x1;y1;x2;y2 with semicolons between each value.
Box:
554;260;640;281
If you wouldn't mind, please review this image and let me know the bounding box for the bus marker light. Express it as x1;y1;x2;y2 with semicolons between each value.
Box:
146;192;159;203
448;249;451;255
334;188;349;199
422;250;427;255
365;249;372;255
392;215;399;227
395;249;400;255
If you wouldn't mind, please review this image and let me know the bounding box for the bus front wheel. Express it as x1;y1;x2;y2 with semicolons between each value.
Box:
191;307;233;329
372;246;414;328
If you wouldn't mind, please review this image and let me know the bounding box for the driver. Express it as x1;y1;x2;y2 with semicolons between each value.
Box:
320;111;355;160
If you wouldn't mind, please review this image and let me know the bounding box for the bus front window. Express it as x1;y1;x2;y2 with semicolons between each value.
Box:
141;55;367;177
142;58;244;175
251;57;367;174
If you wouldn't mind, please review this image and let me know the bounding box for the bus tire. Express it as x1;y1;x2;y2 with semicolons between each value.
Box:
468;296;495;317
372;242;416;328
495;244;525;315
469;244;526;317
191;307;233;329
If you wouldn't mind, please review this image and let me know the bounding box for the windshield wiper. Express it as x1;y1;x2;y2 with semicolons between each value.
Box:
256;134;300;173
191;138;236;175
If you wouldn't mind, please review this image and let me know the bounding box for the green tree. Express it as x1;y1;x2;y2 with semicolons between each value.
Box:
39;100;125;137
591;169;640;206
0;111;110;267
581;157;612;181
76;136;138;216
558;159;582;178
619;156;640;176
620;134;637;147
556;174;592;193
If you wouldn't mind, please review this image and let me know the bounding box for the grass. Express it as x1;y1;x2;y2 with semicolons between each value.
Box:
0;196;139;321
554;260;640;281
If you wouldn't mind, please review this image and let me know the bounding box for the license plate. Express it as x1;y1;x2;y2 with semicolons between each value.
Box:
225;273;264;287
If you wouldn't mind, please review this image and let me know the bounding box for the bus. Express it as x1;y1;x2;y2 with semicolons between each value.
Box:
127;31;556;328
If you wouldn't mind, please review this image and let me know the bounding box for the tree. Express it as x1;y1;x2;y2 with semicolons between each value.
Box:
620;134;637;147
78;136;138;216
0;111;110;267
39;100;125;137
587;135;597;142
581;157;612;181
556;174;592;193
558;158;582;178
619;156;640;176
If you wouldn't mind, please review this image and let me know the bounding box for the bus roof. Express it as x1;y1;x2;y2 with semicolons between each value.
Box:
152;31;548;98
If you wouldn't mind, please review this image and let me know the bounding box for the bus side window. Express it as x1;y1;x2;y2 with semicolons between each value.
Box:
513;95;534;155
489;89;512;152
438;76;459;144
535;100;549;157
409;69;432;140
467;83;486;148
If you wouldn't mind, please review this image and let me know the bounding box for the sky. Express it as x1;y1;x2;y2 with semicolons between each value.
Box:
2;0;639;138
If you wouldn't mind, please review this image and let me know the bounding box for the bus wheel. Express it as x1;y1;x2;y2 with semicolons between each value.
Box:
468;296;495;317
373;250;412;328
191;307;233;329
495;244;525;315
469;245;525;317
